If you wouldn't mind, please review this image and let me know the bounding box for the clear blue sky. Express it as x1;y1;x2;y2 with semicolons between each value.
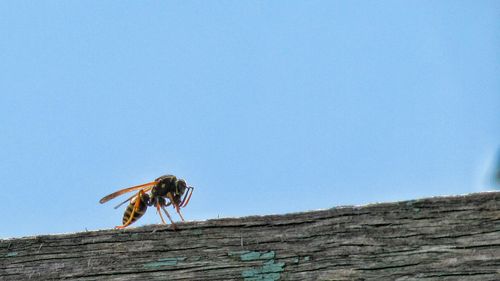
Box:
1;1;498;238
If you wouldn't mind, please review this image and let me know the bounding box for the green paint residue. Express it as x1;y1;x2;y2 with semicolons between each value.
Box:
240;251;275;261
259;251;276;260
143;257;186;268
5;252;18;257
240;251;262;261
303;256;310;261
262;260;285;273
229;250;285;280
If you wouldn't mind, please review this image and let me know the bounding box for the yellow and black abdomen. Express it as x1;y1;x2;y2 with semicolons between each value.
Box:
122;200;148;225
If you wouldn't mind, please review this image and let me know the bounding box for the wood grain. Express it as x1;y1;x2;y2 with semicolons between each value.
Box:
2;192;500;280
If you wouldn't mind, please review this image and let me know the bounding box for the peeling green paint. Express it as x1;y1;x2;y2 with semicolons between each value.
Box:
262;260;285;273
259;251;276;260
143;257;186;268
303;256;310;261
229;250;285;280
5;252;18;257
240;251;261;261
240;251;275;261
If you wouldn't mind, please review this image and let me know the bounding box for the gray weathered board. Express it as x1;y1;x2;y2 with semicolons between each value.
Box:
1;192;500;280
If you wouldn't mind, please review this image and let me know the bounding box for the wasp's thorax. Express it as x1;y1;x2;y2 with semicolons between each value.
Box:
151;175;187;200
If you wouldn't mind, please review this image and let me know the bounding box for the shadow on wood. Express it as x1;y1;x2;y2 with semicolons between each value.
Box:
1;192;500;280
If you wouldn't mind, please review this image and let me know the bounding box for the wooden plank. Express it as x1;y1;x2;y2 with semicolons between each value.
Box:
1;192;500;280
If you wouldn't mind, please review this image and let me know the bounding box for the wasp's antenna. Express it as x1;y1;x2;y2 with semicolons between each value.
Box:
180;186;194;207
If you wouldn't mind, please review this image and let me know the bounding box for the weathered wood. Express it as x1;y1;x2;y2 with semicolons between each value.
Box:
2;192;500;280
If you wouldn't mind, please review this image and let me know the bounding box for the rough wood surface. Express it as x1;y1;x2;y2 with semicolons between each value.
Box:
2;192;500;280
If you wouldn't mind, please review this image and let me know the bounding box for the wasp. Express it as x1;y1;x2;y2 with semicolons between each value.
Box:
99;175;194;229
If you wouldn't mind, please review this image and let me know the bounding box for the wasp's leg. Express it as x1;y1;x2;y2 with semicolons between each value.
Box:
167;193;181;214
116;190;143;229
160;202;177;230
167;193;185;222
156;202;167;224
176;209;185;222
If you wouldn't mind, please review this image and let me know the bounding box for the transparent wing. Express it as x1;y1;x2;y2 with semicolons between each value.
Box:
99;181;156;204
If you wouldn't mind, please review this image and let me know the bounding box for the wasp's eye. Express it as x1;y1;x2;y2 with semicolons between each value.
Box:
178;180;187;193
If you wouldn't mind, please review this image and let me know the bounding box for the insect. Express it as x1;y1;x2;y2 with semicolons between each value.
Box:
99;175;194;229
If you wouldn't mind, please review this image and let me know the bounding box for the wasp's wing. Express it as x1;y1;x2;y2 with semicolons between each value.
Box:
99;181;156;204
114;192;139;209
112;186;154;209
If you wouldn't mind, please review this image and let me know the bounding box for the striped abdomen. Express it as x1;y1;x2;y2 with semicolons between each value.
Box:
122;200;148;225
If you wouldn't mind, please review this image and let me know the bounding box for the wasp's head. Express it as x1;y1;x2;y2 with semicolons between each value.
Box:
176;179;187;196
177;179;194;208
